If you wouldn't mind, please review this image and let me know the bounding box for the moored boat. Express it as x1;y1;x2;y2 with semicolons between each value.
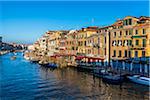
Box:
24;55;30;60
128;75;150;86
93;69;108;78
30;57;39;63
47;63;58;68
102;74;124;85
39;60;48;65
10;56;17;60
39;61;58;68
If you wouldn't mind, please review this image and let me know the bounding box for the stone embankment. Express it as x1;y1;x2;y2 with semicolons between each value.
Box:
24;51;76;68
0;51;10;55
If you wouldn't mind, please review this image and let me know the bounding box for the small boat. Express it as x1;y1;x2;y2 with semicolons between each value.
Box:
24;56;30;60
39;61;48;65
102;74;124;85
128;75;150;86
47;63;58;68
39;61;58;68
11;56;17;60
30;57;39;63
93;69;108;77
14;52;17;56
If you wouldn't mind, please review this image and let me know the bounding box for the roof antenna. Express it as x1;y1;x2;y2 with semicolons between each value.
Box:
92;18;94;26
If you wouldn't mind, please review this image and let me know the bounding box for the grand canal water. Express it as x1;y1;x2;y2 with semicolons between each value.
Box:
0;52;149;100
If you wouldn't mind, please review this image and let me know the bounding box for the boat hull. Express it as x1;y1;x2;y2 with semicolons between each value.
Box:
102;75;124;85
128;76;150;86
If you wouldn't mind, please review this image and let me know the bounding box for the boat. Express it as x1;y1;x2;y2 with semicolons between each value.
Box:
128;75;150;86
39;60;48;65
93;69;108;77
14;52;17;56
11;56;17;60
39;61;58;68
47;63;58;68
30;57;39;63
24;55;30;60
102;74;124;85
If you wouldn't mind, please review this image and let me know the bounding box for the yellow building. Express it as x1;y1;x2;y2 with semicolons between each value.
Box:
130;16;150;57
111;16;139;60
76;27;98;55
86;33;99;57
46;31;67;56
65;30;78;56
111;16;150;60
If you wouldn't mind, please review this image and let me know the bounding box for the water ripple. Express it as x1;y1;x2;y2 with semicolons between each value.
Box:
1;53;149;100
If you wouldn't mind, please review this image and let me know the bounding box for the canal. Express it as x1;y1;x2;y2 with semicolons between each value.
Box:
0;52;149;100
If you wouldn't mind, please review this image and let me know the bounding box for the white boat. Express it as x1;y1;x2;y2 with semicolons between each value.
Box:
10;56;17;60
24;55;30;60
128;75;150;86
14;52;17;56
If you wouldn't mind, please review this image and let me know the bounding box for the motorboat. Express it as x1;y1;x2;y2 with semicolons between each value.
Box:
14;52;17;56
30;57;39;63
10;56;17;60
47;63;58;68
93;69;108;78
39;60;48;65
24;55;30;60
128;75;150;86
39;61;58;68
102;74;124;85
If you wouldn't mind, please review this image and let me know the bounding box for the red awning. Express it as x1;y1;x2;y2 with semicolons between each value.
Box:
75;56;86;60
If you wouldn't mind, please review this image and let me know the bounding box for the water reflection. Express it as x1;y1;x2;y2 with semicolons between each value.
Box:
39;67;149;100
0;53;149;100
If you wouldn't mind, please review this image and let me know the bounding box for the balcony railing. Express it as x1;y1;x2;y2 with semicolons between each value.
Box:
130;44;145;50
131;35;147;38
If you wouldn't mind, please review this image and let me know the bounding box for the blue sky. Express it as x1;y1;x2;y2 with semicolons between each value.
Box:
0;1;149;44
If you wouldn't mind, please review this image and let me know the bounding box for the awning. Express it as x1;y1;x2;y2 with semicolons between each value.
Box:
75;56;86;60
59;47;66;50
75;56;104;62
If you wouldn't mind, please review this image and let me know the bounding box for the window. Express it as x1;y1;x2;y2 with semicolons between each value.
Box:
125;20;128;25
128;51;131;57
135;30;138;34
129;30;132;35
142;51;145;57
124;50;128;57
113;50;116;57
123;20;127;25
112;40;116;46
119;31;122;37
78;41;80;46
129;40;132;46
114;32;116;37
72;47;74;50
129;19;132;25
81;41;83;46
142;39;146;47
135;51;138;57
118;40;122;46
143;29;146;34
98;37;100;44
125;30;128;36
118;50;122;57
84;41;86;46
136;40;139;46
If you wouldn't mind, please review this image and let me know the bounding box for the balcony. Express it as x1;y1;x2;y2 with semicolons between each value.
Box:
130;44;145;50
131;35;147;39
86;54;94;57
87;43;93;47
